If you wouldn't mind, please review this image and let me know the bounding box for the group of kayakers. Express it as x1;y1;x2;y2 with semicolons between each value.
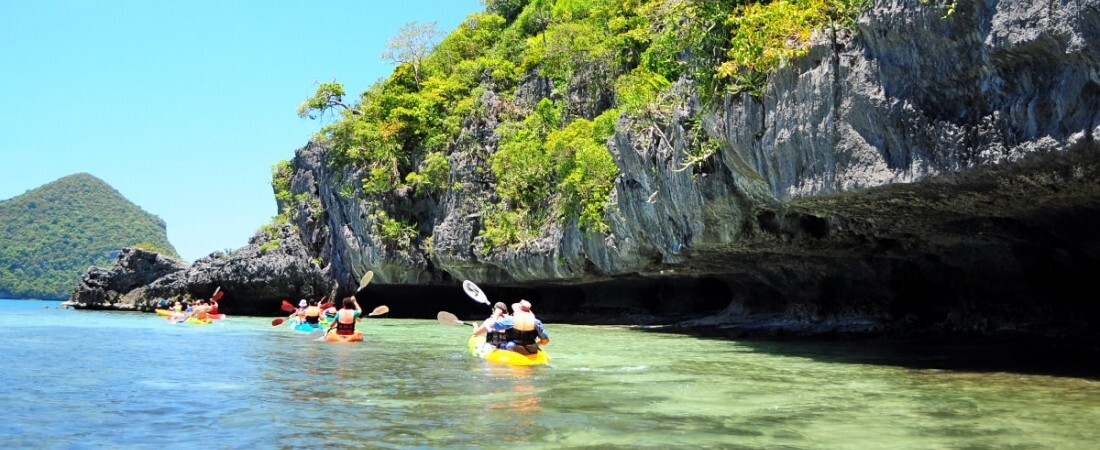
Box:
160;297;220;322
471;299;550;355
278;291;550;355
191;278;551;358
286;296;364;338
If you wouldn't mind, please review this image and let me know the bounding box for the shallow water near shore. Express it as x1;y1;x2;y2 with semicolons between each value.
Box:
3;299;1098;449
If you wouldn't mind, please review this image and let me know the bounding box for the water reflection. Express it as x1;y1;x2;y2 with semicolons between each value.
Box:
484;365;543;412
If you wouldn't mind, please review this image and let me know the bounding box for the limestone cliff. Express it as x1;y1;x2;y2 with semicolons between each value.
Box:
72;0;1100;340
277;0;1099;338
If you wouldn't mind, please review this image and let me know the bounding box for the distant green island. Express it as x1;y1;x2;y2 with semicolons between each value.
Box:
0;173;178;299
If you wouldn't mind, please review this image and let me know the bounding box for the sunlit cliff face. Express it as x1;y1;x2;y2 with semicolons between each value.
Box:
71;0;1100;341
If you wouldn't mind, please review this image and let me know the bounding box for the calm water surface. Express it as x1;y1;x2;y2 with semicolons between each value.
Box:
2;299;1097;449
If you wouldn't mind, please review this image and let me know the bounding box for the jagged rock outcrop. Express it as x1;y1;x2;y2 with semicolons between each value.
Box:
68;248;188;310
70;224;328;315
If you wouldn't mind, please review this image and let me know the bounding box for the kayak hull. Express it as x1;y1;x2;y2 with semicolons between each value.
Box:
324;331;363;343
292;320;323;333
186;317;213;325
159;310;223;320
467;335;549;366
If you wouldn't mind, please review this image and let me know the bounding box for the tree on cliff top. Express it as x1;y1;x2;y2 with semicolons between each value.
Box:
380;20;444;89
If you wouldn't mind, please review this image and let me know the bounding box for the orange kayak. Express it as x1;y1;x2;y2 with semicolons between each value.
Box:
323;331;363;343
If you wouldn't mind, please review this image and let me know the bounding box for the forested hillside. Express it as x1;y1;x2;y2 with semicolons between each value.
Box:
0;173;178;299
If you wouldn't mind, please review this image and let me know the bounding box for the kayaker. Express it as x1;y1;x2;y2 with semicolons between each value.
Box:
326;296;362;337
167;300;186;322
209;298;219;316
321;302;338;322
472;302;510;348
288;299;308;323
303;300;322;326
190;300;211;321
491;300;549;355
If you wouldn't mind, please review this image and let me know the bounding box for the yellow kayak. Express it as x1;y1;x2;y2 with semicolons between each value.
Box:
155;309;176;316
467;335;549;366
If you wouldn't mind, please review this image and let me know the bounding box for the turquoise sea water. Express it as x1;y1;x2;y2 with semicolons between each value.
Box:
2;299;1098;449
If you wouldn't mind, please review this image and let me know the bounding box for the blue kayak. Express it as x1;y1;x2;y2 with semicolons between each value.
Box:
290;319;323;333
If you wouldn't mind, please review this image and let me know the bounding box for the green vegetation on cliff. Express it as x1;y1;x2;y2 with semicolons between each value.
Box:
298;0;868;252
0;173;179;299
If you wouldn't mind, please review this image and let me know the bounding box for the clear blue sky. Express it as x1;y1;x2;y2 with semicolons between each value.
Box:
0;0;481;262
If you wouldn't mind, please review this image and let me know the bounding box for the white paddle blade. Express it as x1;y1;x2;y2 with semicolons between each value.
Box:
462;280;490;305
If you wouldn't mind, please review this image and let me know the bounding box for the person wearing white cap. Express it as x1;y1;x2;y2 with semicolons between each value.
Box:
286;299;309;325
489;299;549;355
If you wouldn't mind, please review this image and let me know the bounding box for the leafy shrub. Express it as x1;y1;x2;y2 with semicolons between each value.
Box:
405;151;451;195
615;66;671;114
272;160;293;203
374;211;419;249
546;109;619;233
717;0;870;97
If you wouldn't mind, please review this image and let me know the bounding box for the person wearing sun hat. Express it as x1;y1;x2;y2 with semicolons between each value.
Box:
490;299;549;355
285;299;309;325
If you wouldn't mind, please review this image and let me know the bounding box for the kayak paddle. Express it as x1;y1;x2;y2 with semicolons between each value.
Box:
272;299;296;326
280;300;297;313
462;280;490;306
357;271;374;292
437;311;474;327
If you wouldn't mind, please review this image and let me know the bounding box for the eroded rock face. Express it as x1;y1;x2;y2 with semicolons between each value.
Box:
267;0;1100;339
69;248;189;310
